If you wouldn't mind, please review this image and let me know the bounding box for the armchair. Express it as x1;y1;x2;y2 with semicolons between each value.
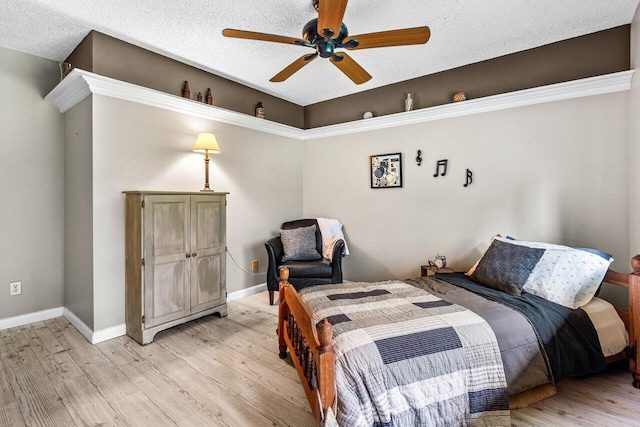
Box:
265;219;345;305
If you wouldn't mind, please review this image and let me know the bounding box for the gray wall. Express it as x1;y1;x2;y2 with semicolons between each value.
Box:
91;95;304;330
64;96;94;328
630;6;640;260
0;46;64;319
303;92;630;307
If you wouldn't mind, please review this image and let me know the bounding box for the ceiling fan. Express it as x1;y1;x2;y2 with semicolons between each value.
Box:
222;0;431;85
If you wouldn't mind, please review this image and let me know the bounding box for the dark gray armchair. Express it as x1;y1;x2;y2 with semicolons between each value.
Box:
265;219;345;305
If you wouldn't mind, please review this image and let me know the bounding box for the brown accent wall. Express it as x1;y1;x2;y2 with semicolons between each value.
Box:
65;26;629;130
65;32;93;73
304;26;631;129
66;32;304;128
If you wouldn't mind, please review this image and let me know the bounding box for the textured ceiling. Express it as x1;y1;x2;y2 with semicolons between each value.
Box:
0;0;638;106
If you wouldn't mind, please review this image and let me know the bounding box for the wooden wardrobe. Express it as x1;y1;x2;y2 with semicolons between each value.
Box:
124;191;228;344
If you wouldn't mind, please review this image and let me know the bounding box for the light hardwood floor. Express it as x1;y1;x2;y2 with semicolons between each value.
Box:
1;291;639;426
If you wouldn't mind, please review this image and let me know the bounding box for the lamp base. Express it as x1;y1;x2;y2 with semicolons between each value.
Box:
200;189;214;192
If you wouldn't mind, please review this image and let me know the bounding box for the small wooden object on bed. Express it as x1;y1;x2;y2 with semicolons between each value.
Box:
277;259;640;425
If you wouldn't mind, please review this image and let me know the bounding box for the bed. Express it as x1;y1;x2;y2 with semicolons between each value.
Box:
276;253;640;426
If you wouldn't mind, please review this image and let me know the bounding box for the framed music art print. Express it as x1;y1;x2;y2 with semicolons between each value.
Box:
370;153;403;189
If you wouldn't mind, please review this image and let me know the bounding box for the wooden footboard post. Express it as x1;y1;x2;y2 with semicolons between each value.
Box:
278;267;290;359
317;319;336;418
277;267;337;424
630;256;640;388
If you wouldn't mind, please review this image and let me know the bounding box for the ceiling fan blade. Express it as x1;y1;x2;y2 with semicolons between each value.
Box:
318;0;349;39
344;26;431;50
222;28;307;46
330;52;371;85
270;54;318;82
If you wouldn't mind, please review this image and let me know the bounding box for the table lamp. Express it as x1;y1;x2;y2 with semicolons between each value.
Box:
193;133;220;192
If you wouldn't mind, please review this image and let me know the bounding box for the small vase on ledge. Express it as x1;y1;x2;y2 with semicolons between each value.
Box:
404;93;414;112
453;92;467;102
182;81;191;99
255;102;265;119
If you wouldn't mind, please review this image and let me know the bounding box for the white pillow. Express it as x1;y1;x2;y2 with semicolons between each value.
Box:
494;237;613;309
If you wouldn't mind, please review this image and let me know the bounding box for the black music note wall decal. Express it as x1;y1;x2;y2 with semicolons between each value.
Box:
463;169;473;187
433;159;448;177
416;150;422;166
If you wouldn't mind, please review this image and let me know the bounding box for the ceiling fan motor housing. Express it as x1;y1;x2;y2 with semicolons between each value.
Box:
303;18;350;58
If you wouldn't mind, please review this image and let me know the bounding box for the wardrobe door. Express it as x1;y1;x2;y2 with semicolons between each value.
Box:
190;195;226;313
144;195;191;328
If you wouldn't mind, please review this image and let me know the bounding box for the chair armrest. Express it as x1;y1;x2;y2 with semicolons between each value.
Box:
331;239;345;261
265;237;284;291
330;239;345;284
266;236;284;261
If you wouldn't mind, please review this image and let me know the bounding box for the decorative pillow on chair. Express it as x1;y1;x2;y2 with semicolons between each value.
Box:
471;239;545;296
280;225;322;262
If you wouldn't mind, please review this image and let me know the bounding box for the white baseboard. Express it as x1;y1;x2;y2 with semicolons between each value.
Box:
1;285;263;342
0;306;64;330
63;308;94;343
92;323;126;344
63;308;126;344
228;283;267;302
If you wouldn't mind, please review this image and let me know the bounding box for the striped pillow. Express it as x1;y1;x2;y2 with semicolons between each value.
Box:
471;239;545;296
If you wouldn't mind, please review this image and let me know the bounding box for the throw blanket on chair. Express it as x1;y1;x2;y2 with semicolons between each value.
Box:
299;281;510;427
316;218;350;260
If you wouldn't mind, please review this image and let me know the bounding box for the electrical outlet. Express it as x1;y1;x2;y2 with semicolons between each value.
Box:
252;260;259;272
10;281;21;296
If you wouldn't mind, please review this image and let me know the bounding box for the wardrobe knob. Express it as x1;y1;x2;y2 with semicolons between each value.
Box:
192;252;197;257
186;253;191;258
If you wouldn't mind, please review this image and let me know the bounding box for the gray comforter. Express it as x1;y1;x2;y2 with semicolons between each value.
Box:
406;276;551;395
299;280;511;426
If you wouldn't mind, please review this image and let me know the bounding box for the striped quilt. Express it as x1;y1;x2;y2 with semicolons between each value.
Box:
299;280;510;427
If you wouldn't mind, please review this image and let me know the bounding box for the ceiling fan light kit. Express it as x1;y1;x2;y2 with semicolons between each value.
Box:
222;0;430;85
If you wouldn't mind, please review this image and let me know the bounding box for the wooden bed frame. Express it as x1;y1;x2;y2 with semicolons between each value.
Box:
277;258;640;425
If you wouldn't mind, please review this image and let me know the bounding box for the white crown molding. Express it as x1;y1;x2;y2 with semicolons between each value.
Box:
303;70;635;140
45;69;306;140
0;307;64;330
45;69;634;141
44;71;93;113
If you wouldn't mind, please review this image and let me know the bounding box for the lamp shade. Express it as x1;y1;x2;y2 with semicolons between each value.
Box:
193;133;220;153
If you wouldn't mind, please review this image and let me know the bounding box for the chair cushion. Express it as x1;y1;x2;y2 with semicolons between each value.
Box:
282;259;332;278
280;224;322;262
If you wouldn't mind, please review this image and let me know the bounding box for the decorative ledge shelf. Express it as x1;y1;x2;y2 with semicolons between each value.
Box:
46;69;634;141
